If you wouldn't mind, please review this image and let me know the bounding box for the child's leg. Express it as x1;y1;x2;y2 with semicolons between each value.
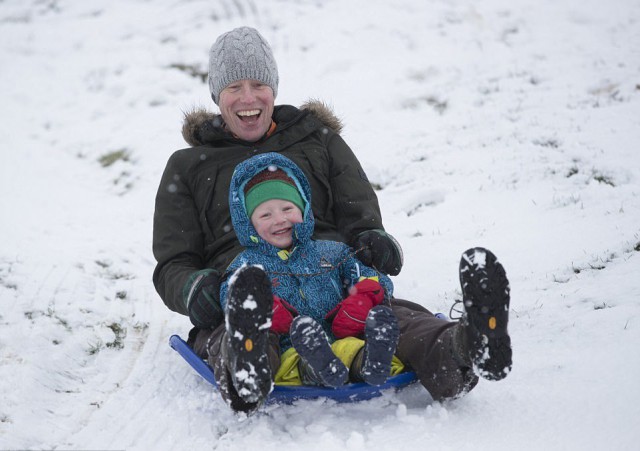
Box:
273;347;302;385
273;336;405;386
193;266;279;414
289;316;348;387
360;305;400;385
191;324;281;413
337;305;400;385
223;266;274;404
332;336;405;383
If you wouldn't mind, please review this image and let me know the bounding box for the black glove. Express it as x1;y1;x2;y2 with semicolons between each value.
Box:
353;229;403;276
185;270;224;329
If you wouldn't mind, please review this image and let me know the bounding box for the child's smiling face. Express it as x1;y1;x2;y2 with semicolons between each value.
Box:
250;199;303;249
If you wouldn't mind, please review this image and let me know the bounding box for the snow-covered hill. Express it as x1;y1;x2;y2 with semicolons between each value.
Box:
1;0;639;449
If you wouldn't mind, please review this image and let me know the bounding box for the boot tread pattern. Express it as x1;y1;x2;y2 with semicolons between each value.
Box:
290;316;349;388
362;305;400;386
225;266;274;403
459;248;512;381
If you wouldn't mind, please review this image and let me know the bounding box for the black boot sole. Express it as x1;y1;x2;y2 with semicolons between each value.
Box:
362;305;400;385
225;265;274;404
459;247;512;381
290;316;348;387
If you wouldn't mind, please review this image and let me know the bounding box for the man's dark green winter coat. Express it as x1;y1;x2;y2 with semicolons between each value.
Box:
152;101;384;315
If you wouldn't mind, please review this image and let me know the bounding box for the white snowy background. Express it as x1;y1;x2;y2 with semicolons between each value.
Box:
1;0;639;449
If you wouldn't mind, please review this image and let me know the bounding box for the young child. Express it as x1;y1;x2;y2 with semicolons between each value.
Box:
219;152;401;392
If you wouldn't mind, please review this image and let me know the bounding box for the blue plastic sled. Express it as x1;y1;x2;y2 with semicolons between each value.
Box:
169;334;419;404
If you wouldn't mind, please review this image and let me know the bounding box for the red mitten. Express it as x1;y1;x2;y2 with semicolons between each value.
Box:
325;279;385;338
271;296;298;334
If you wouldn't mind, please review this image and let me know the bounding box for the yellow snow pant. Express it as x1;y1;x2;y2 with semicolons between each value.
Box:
274;336;405;385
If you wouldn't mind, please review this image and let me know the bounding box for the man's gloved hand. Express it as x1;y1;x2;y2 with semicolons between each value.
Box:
271;296;298;334
325;279;385;338
352;229;404;276
185;269;224;329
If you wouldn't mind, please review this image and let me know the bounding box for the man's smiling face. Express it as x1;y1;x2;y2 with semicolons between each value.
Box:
218;79;275;142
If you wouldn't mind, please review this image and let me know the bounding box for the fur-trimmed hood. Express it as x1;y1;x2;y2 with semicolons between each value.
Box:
181;99;343;147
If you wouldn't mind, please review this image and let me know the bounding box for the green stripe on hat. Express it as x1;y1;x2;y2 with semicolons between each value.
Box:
245;180;305;217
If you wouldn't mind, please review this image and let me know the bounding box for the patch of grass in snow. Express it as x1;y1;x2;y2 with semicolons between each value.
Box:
95;259;110;268
552;192;582;208
98;149;130;168
0;279;17;290
0;261;18;290
106;322;127;350
23;308;72;332
96;149;139;194
87;340;103;355
591;172;615;187
24;310;39;320
533;137;561;149
401;95;448;114
107;270;134;280
407;201;440;217
566;166;579;178
132;322;149;333
588;82;627;106
95;260;134;280
86;322;128;355
52;312;72;332
169;63;207;83
564;165;616;187
564;165;615;187
112;170;135;193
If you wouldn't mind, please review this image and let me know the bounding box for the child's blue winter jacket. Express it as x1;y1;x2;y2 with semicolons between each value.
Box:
220;152;393;344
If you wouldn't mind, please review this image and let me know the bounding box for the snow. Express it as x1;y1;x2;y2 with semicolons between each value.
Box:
242;296;258;311
1;0;639;449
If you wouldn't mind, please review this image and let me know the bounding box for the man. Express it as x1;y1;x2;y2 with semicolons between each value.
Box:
153;26;512;413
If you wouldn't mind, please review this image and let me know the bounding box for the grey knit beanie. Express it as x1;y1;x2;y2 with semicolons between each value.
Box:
208;27;279;105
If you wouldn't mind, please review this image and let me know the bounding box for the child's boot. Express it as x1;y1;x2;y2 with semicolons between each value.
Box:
455;247;512;380
290;316;349;387
350;305;400;385
223;265;274;404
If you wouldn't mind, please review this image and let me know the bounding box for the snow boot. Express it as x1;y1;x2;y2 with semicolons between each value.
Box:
290;316;349;387
350;305;400;385
457;247;512;381
223;265;274;404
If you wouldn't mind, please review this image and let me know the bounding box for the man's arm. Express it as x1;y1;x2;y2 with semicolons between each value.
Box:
152;150;206;315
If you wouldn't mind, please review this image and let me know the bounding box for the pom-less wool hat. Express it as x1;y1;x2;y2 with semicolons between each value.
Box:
244;167;305;218
208;26;279;105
